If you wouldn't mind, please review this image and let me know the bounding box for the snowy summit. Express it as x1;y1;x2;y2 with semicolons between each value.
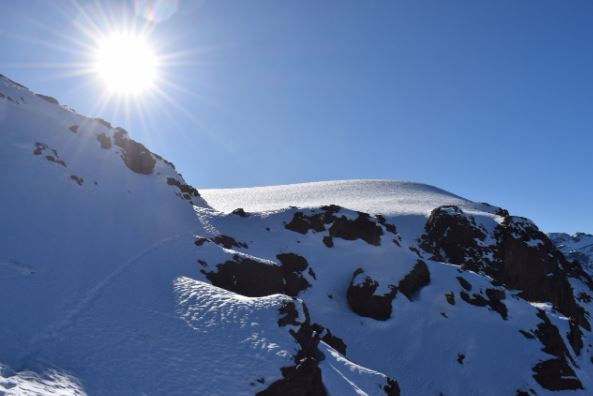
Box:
1;74;593;395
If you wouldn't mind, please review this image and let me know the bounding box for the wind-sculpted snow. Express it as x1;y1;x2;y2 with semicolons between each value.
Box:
201;179;493;216
2;74;593;395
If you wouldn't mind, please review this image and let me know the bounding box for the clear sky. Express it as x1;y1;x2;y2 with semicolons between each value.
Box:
1;1;591;233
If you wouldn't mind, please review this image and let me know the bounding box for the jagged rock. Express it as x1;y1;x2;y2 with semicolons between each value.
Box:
166;177;200;200
231;208;249;217
311;323;347;356
420;205;589;348
113;128;156;174
69;175;83;186
96;133;112;149
347;268;397;320
459;288;508;320
397;260;430;300
329;212;383;246
259;302;327;396
204;253;311;297
211;235;248;249
285;206;388;246
419;205;491;272
494;216;589;332
531;310;583;390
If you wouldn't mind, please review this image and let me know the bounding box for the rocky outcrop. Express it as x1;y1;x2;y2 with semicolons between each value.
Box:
531;310;583;390
113;128;156;174
203;253;311;297
33;142;67;167
166;177;200;201
347;268;397;320
419;205;589;350
397;260;430;300
258;302;326;396
285;206;396;247
419;205;492;272
96;133;112;149
493;216;590;335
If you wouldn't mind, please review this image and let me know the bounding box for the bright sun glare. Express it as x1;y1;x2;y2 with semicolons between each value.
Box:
94;33;158;95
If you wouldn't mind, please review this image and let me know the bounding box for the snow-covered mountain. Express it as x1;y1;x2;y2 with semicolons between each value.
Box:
1;73;592;396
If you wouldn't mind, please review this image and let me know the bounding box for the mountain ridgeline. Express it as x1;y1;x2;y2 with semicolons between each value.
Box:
1;74;592;395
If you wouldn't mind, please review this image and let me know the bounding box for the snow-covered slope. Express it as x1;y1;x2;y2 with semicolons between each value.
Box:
201;179;489;216
1;74;593;396
550;232;593;273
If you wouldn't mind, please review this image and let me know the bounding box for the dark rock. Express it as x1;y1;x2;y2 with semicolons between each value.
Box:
419;205;490;272
457;353;465;364
329;213;383;246
69;175;83;186
445;292;456;305
384;378;401;396
96;133;112;149
456;276;472;291
285;207;390;247
166;177;200;200
259;303;327;396
311;323;347;356
285;211;331;234
322;236;333;248
459;288;508;320
532;359;582;391
33;142;46;155
194;237;209;246
94;118;112;129
69;125;78;133
397;260;430;300
113;128;156;174
45;155;66;167
531;310;583;390
493;217;589;332
347;268;397;320
231;208;249;217
211;235;247;249
204;253;311;298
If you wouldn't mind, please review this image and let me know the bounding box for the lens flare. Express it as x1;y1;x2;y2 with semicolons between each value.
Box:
94;33;158;95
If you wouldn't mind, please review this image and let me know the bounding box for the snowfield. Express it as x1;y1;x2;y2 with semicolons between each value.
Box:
1;73;592;395
200;179;488;216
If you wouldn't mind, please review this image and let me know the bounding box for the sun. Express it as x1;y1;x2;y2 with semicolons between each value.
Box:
94;33;158;95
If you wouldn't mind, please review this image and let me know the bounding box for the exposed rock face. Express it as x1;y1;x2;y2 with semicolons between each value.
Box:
459;287;508;320
347;268;397;321
203;253;311;297
284;205;396;247
166;177;200;201
419;205;589;350
96;133;112;149
419;205;491;272
531;310;583;390
258;302;327;396
113;128;156;174
328;213;383;246
231;208;249;217
397;260;430;300
493;216;589;333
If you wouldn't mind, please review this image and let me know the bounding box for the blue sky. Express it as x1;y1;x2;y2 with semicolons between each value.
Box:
1;1;592;233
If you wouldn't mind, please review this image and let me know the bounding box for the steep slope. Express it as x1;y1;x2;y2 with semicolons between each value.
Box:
1;74;593;395
550;233;593;272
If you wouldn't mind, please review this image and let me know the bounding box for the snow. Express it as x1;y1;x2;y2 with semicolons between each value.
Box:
1;73;592;395
201;179;492;216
